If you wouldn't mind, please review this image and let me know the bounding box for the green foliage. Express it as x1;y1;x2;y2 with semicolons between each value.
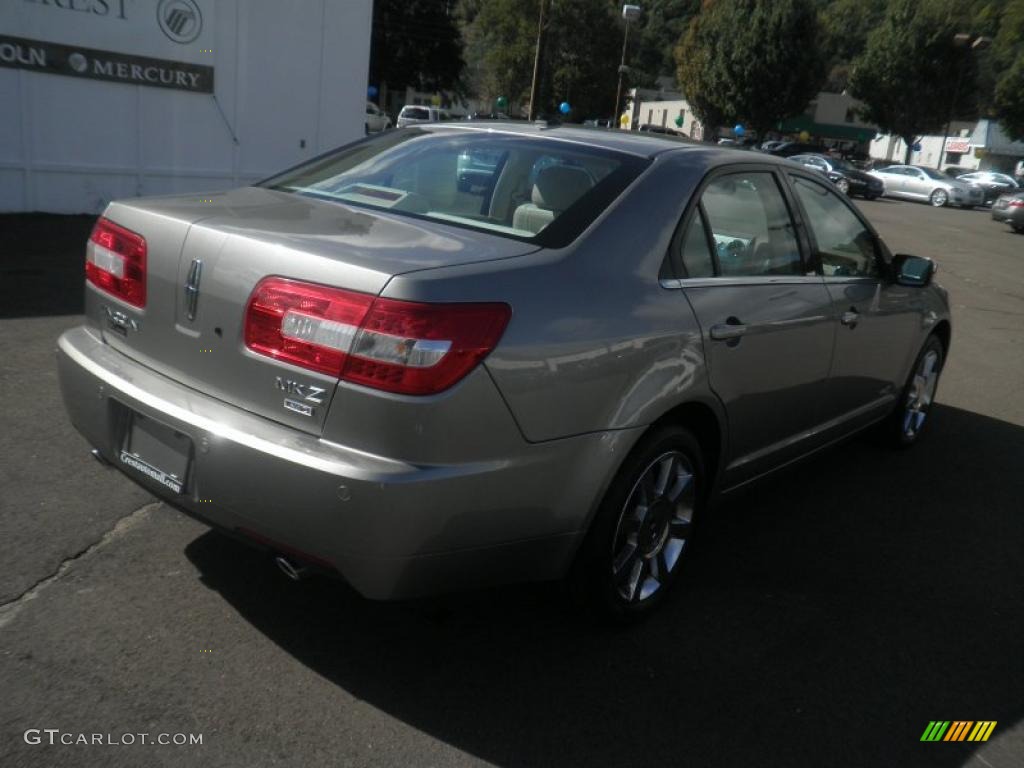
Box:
629;0;701;87
849;0;978;155
459;0;622;120
369;0;466;94
991;0;1024;139
675;0;828;136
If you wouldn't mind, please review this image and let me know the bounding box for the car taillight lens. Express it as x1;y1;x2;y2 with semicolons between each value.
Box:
1009;199;1024;208
244;277;511;395
85;217;147;308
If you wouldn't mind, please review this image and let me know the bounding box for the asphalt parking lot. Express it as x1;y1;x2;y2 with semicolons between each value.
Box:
1;200;1022;768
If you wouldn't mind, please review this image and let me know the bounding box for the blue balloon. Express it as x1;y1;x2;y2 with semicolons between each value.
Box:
367;85;378;99
559;101;571;115
734;123;745;137
912;142;922;152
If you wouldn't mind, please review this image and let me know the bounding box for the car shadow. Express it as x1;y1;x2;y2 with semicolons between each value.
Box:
184;404;1023;767
0;213;95;318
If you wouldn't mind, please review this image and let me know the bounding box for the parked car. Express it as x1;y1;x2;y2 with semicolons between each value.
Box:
765;141;830;157
639;124;685;137
868;164;984;208
759;140;785;152
789;153;884;199
943;165;975;179
364;102;391;134
396;105;451;128
58;123;950;620
991;191;1024;232
956;171;1019;205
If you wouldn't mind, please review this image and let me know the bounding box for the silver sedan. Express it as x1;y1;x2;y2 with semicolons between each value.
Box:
868;164;984;208
58;124;951;620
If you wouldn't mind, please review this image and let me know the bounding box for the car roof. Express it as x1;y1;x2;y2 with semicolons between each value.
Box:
417;121;793;163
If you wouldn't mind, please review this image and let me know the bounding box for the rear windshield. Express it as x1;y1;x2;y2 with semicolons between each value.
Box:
260;129;647;247
401;107;430;120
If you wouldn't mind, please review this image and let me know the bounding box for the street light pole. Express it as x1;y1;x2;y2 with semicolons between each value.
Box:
527;0;549;122
613;5;641;128
936;33;990;170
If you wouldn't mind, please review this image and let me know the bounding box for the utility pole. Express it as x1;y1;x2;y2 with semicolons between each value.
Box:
613;5;642;128
528;0;549;122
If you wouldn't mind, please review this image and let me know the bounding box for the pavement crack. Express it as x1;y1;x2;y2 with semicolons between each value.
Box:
0;502;160;629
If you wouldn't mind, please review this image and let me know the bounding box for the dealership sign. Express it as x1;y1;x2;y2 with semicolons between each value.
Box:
0;34;212;93
944;137;972;154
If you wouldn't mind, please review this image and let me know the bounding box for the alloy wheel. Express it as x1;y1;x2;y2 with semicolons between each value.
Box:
930;189;948;207
836;178;850;195
902;349;940;439
611;451;695;603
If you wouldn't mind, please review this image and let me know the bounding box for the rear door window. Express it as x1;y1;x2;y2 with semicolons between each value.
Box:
700;172;803;276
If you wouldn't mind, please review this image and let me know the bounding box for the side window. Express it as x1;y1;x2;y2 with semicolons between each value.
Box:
700;172;802;277
791;176;879;278
677;211;715;278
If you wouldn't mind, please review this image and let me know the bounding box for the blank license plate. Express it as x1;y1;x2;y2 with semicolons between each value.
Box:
119;411;191;495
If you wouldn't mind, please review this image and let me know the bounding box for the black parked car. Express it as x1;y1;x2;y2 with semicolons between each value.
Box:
789;153;884;199
956;171;1020;205
765;141;829;157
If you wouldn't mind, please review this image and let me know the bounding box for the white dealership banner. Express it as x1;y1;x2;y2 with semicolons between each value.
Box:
0;0;372;213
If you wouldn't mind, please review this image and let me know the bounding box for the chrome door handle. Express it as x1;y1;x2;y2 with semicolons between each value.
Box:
841;309;859;327
710;323;747;341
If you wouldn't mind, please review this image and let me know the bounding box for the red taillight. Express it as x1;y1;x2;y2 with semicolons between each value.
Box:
85;217;147;308
244;277;511;395
1008;199;1024;208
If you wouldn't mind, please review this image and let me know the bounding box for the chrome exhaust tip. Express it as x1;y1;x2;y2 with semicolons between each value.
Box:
274;555;308;582
90;448;112;467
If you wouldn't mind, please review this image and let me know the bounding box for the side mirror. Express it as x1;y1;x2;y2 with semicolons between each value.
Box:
892;254;936;287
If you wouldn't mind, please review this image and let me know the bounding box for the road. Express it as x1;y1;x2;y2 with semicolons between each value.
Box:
1;201;1022;768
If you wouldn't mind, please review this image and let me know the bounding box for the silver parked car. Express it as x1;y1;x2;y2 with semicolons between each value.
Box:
868;164;984;208
58;124;951;620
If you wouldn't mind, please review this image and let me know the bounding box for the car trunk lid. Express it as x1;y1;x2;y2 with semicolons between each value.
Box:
91;186;537;435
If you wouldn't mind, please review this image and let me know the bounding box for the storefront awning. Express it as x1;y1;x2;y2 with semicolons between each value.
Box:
776;115;877;142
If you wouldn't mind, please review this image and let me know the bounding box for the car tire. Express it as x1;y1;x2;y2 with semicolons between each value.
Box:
864;193;879;201
929;189;948;207
569;425;705;622
885;335;945;447
836;178;850;195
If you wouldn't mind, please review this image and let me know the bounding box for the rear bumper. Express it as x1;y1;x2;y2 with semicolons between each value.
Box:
57;326;634;599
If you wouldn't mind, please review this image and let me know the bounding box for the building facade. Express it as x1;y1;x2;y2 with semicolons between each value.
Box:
1;0;372;213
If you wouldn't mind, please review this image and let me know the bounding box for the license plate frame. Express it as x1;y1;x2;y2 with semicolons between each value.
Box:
118;410;192;495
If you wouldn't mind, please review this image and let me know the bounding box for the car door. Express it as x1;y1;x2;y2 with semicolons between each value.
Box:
879;166;908;197
673;168;836;485
787;172;923;427
904;167;931;199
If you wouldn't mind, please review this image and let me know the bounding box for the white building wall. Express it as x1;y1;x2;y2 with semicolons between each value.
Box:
633;98;705;139
0;0;372;213
869;122;980;170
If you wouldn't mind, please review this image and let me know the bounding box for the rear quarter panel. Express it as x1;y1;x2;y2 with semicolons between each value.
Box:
380;151;722;444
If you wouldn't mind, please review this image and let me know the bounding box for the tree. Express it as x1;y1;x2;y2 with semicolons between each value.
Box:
459;0;621;121
990;0;1024;140
369;0;466;101
675;0;827;140
849;0;979;163
819;0;886;92
629;0;701;88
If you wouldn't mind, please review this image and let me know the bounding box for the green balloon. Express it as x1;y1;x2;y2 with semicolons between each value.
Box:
674;115;683;127
496;96;508;109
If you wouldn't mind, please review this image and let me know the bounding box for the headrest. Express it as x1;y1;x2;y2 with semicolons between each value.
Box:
531;165;594;212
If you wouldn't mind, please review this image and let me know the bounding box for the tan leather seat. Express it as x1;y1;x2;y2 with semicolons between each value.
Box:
513;165;594;234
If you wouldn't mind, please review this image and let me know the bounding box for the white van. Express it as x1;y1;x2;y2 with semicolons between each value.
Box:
396;105;452;128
